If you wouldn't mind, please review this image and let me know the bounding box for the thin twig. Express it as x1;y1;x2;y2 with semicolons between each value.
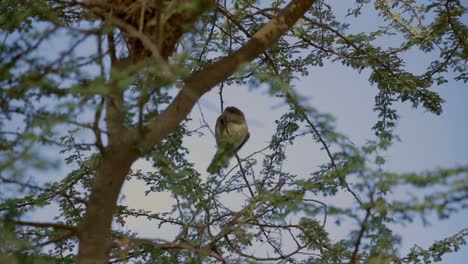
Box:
299;110;362;205
304;198;328;227
350;196;374;264
235;153;254;197
219;82;225;112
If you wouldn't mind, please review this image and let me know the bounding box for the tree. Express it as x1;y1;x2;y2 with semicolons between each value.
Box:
0;0;467;263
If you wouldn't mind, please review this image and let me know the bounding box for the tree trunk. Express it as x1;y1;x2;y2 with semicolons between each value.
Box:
77;146;137;264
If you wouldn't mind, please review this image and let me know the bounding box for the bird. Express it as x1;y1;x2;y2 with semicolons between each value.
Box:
207;106;250;174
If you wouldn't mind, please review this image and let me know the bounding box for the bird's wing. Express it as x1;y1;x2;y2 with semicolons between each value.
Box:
215;115;225;145
235;131;250;152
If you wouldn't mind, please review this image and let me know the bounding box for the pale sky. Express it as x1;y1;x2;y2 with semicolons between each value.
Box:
119;57;468;262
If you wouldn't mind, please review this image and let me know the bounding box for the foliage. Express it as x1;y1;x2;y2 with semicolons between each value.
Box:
0;0;467;263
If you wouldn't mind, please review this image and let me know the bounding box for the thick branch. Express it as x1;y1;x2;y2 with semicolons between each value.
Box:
78;148;138;264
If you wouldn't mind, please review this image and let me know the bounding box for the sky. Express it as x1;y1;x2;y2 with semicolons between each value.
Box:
117;4;468;259
4;0;467;262
119;58;468;262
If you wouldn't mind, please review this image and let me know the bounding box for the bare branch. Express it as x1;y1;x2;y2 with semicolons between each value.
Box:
5;220;78;233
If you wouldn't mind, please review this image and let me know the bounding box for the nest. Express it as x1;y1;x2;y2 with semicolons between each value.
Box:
84;0;212;60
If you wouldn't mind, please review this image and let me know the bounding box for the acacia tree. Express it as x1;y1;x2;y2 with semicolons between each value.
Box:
0;0;467;263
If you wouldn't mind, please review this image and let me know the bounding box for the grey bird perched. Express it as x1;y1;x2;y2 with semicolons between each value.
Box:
207;106;250;174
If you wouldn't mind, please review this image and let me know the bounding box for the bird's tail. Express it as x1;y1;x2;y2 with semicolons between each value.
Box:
207;149;231;174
